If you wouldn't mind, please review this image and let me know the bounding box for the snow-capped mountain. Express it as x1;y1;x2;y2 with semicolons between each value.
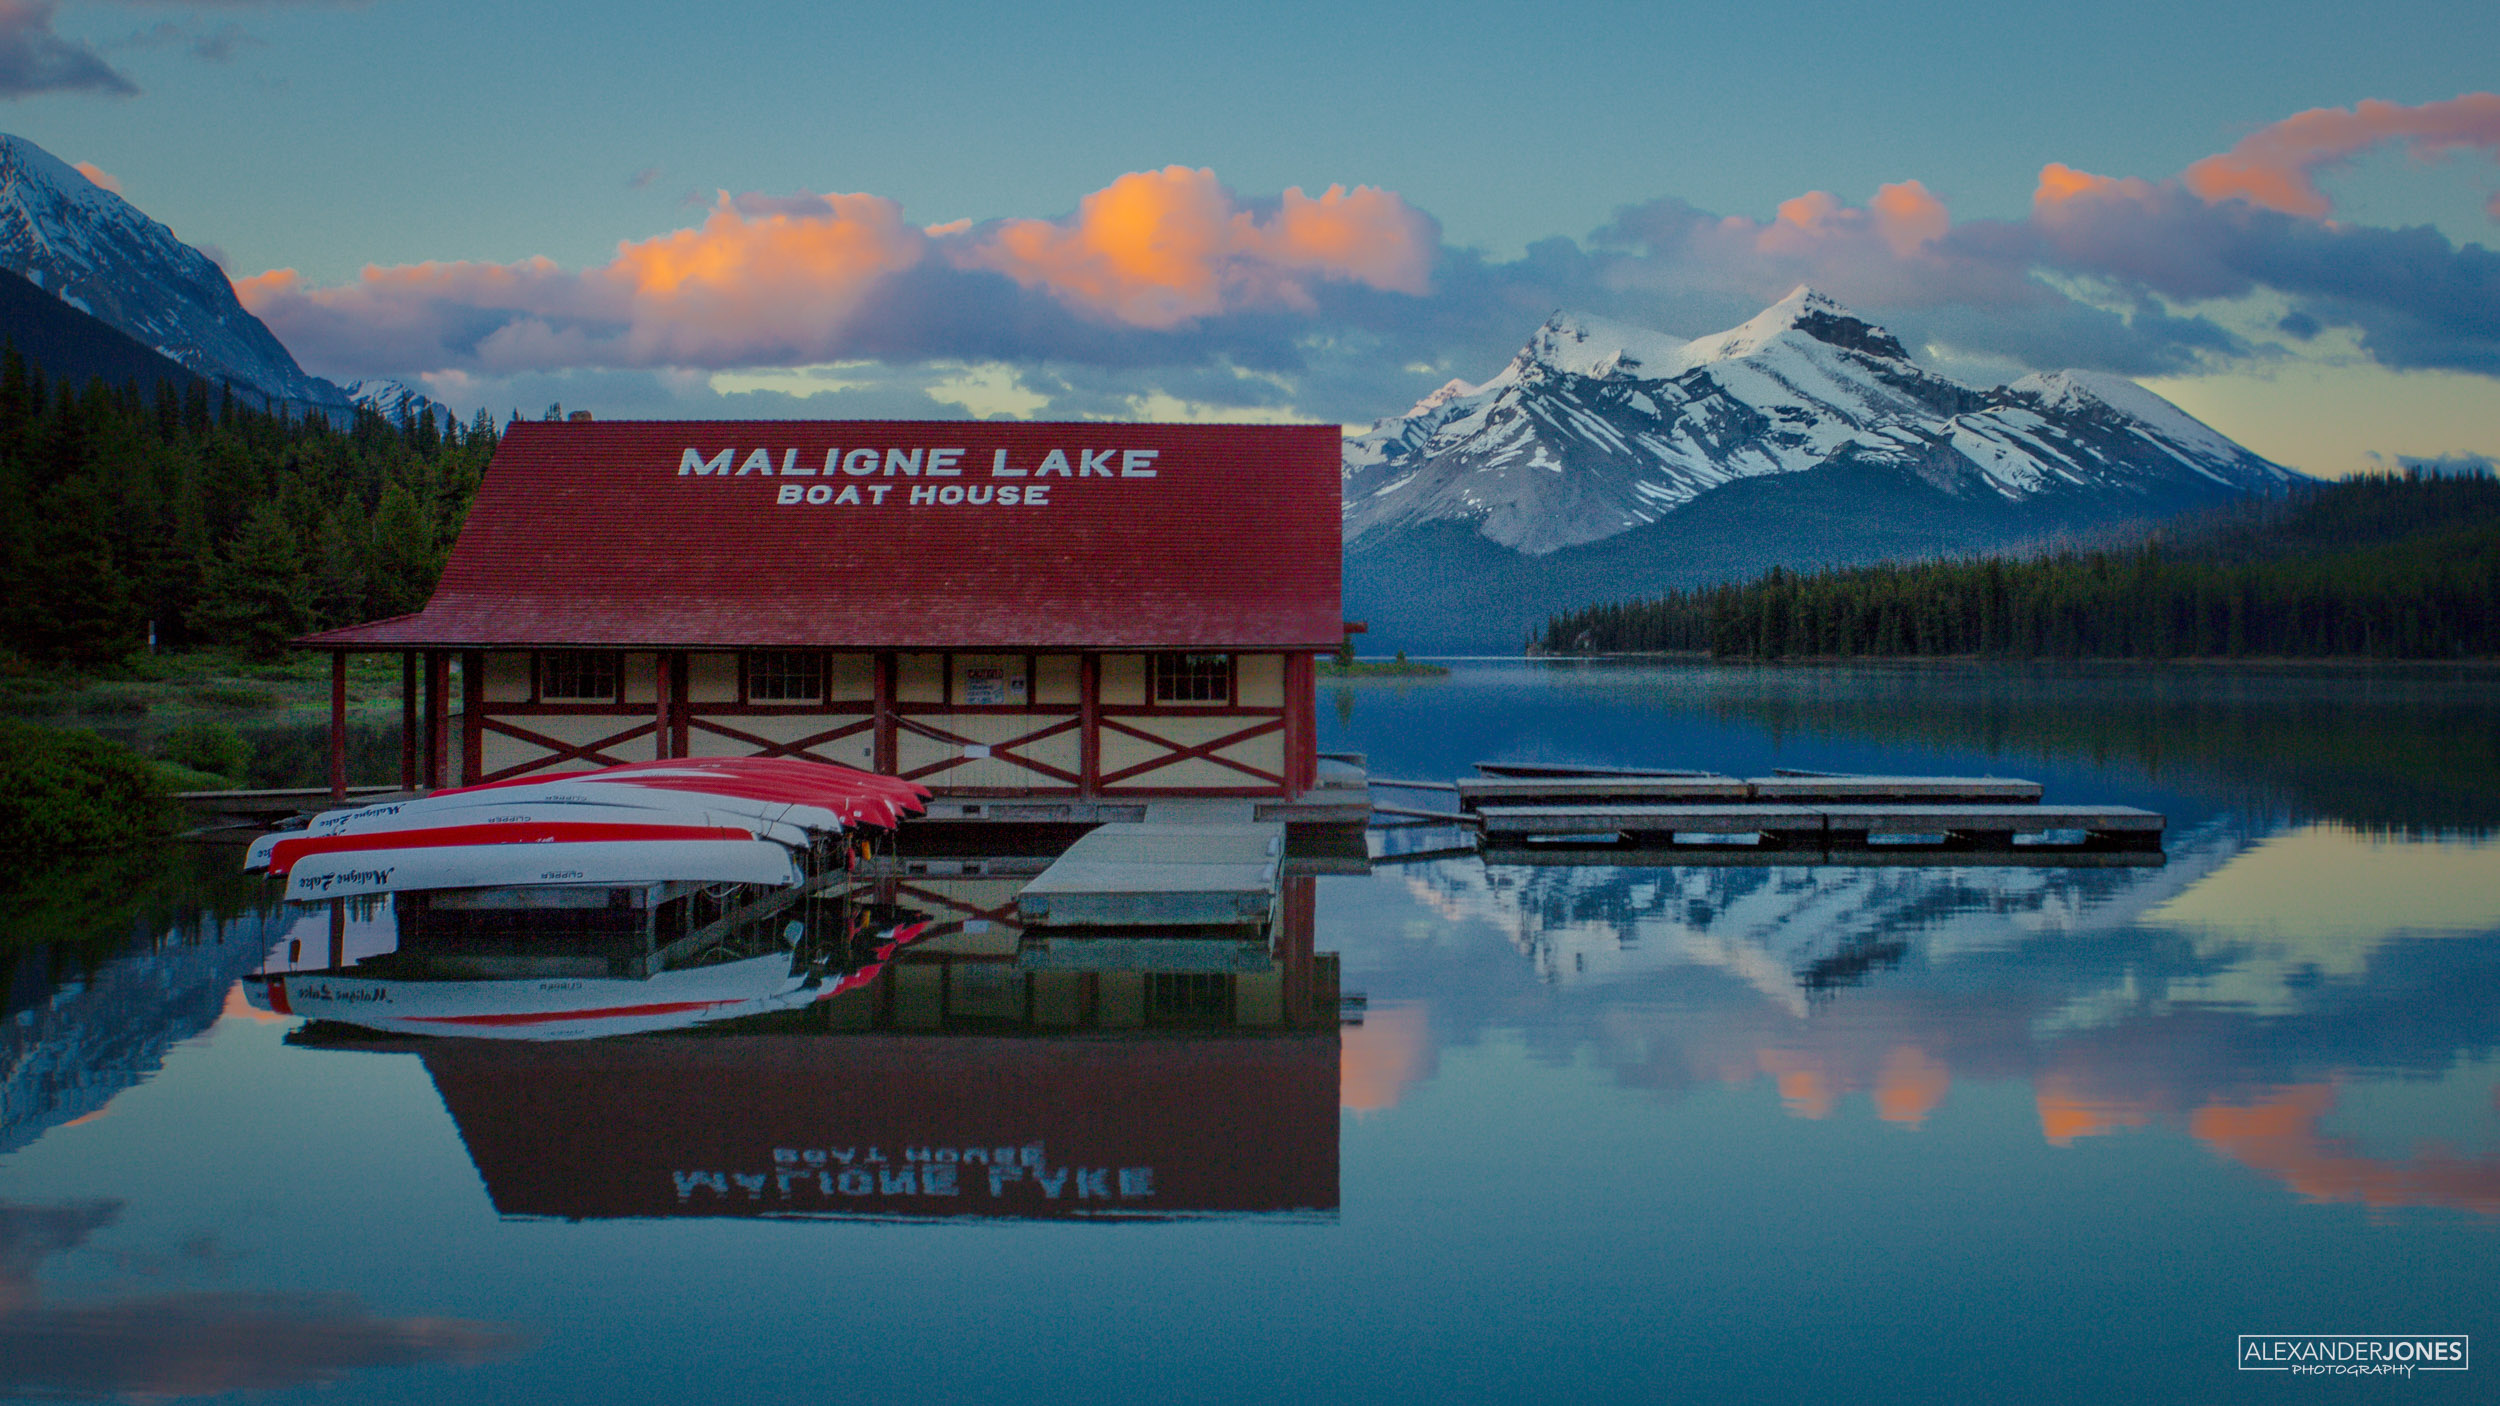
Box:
341;377;445;420
1344;288;2300;557
0;133;349;412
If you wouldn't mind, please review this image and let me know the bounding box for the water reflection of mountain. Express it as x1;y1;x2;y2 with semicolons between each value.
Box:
1346;822;2500;1214
1396;816;2253;1014
1;882;282;1156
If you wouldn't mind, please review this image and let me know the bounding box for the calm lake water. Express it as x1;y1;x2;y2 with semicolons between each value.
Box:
6;661;2497;1403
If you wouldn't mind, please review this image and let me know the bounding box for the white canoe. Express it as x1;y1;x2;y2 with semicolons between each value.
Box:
245;951;815;1040
295;781;855;844
247;801;811;871
283;837;802;901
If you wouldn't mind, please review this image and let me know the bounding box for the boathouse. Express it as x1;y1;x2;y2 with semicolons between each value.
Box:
301;419;1345;811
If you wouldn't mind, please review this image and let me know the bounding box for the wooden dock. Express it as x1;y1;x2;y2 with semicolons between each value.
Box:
1013;822;1284;929
1380;766;2165;865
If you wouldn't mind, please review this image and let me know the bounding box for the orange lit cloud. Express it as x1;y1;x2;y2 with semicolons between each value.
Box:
2033;1074;2155;1147
2182;94;2500;217
1340;1004;1431;1112
238;169;1436;377
1756;180;1950;261
71;159;118;195
1873;1045;1951;1127
965;166;1435;327
1757;1048;1838;1120
2190;1084;2500;1215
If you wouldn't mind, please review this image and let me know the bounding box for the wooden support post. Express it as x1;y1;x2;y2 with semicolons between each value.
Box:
1079;652;1101;797
327;897;346;970
671;652;690;757
460;650;484;785
1278;875;1316;1028
327;652;349;800
653;649;674;759
424;651;450;790
398;651;418;789
873;651;897;775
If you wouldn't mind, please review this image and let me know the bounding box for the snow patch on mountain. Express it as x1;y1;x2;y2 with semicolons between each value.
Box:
0;133;349;412
1343;287;2301;557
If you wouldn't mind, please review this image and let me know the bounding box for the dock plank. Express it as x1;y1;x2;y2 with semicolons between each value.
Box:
1015;822;1282;928
1746;776;2043;803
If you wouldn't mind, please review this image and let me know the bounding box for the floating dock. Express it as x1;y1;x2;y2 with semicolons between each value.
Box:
1015;822;1284;929
1374;766;2164;866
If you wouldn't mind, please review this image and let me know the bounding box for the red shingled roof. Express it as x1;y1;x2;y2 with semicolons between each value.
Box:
304;419;1343;650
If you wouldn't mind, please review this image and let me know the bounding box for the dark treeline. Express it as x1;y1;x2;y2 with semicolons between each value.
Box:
0;349;493;663
1541;472;2500;660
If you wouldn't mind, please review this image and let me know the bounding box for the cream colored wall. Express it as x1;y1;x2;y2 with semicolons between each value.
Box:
1099;654;1145;705
482;651;530;702
479;711;660;778
1099;714;1283;790
827;653;875;702
897;653;945;703
1236;653;1283;707
687;653;738;703
685;711;874;769
621;652;657;705
896;710;1080;789
1034;654;1080;705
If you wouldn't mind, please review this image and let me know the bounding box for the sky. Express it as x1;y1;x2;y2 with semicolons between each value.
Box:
4;0;2498;476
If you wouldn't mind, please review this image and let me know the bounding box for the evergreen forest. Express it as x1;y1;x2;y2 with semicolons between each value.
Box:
0;350;491;665
1540;472;2500;661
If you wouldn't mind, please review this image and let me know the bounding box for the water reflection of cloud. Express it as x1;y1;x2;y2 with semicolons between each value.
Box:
0;1201;530;1400
2147;825;2500;1015
1365;822;2500;1214
1341;1004;1432;1112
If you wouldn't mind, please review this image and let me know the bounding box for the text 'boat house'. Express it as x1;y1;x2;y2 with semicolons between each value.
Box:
302;419;1346;814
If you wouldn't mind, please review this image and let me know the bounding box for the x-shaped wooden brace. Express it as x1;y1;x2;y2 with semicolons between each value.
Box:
476;715;658;781
893;712;1082;785
1095;715;1284;787
687;713;875;762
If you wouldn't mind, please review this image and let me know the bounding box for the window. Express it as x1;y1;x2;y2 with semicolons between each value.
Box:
1152;652;1232;703
538;651;619;701
746;651;824;702
1146;972;1232;1026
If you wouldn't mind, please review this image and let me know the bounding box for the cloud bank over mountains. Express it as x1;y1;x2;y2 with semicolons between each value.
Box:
230;94;2500;421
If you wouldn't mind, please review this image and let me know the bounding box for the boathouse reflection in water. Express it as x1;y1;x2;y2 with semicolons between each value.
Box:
275;871;1341;1222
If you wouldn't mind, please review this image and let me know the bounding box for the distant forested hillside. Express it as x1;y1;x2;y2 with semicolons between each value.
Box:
1540;472;2500;660
0;349;491;663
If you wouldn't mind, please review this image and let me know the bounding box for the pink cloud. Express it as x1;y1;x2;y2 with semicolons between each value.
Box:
2182;93;2500;217
71;159;119;194
962;166;1435;327
240;170;1437;375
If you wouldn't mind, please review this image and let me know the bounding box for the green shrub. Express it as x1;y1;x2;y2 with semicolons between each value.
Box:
151;760;237;792
80;686;150;716
158;720;250;780
191;682;280;710
0;720;177;851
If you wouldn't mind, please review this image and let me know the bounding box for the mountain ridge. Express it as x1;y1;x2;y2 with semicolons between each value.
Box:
0;133;351;414
1342;288;2304;650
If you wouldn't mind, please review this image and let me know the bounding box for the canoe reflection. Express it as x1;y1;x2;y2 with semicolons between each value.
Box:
258;873;1342;1220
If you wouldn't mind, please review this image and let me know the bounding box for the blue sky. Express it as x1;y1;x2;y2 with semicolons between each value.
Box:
7;0;2499;473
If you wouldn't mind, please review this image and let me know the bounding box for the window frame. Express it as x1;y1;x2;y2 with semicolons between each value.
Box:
1150;652;1234;706
536;649;621;702
744;650;827;704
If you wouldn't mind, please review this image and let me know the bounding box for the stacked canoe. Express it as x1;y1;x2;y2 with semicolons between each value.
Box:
247;757;930;902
